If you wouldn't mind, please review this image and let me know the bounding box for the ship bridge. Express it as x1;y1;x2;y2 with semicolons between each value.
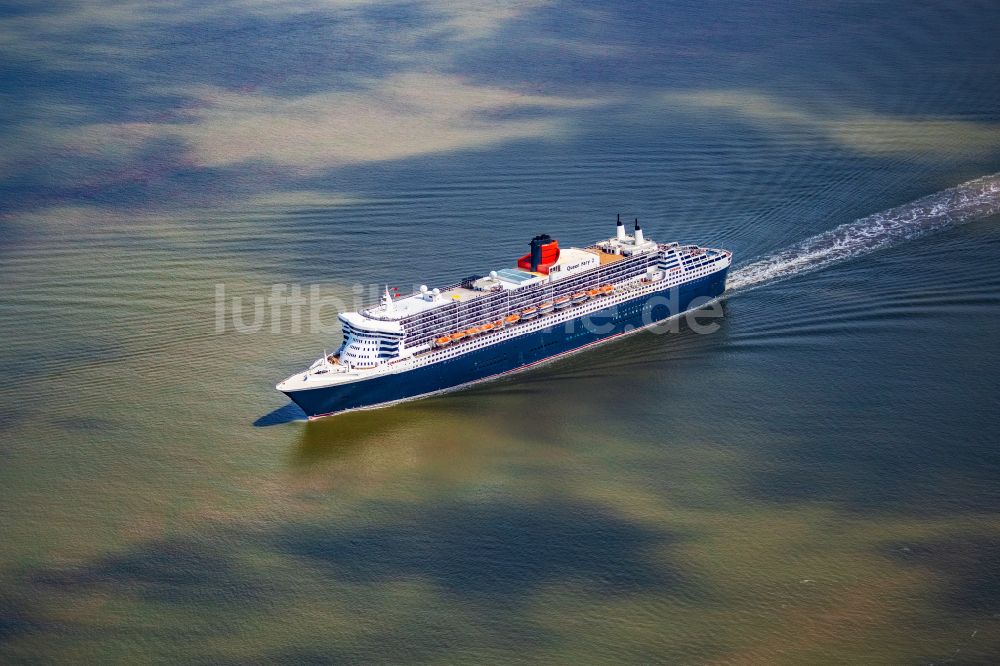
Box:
337;309;404;368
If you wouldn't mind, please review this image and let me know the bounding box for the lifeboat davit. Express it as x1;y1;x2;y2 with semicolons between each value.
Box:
521;307;539;320
435;336;451;346
572;291;588;304
553;295;571;309
505;314;520;325
538;301;554;313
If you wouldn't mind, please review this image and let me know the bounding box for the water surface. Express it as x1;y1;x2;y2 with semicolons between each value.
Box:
2;1;1000;662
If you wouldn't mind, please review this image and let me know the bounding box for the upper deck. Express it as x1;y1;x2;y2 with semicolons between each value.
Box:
357;220;730;352
364;284;479;320
362;236;643;323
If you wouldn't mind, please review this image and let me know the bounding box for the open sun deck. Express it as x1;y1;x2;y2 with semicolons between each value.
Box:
585;246;628;265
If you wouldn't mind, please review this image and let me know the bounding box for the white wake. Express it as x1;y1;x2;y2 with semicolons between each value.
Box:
728;173;1000;292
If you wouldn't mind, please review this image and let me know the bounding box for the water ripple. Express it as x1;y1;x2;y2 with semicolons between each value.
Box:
728;173;1000;292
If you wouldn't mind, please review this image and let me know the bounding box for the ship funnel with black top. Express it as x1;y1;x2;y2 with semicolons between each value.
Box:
517;234;561;274
634;218;644;244
530;234;551;271
616;213;626;241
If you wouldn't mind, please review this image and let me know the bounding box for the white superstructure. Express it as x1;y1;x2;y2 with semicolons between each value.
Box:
276;218;732;396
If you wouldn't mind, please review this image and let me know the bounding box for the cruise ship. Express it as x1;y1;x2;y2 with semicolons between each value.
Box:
277;217;732;418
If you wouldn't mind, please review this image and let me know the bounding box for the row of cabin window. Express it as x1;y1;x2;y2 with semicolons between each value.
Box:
417;288;667;363
396;254;659;344
403;270;655;347
422;263;720;355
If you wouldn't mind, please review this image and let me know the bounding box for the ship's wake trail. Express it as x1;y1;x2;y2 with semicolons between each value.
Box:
728;173;1000;292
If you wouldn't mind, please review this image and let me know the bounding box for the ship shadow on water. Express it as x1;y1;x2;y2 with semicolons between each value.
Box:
253;402;307;427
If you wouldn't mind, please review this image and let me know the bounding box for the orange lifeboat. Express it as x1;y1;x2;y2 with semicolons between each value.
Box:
538;301;554;313
586;288;600;297
493;319;504;328
450;331;467;341
553;295;571;309
521;307;539;320
481;322;495;332
505;314;520;324
599;285;614;295
572;291;588;304
435;336;452;346
466;326;482;336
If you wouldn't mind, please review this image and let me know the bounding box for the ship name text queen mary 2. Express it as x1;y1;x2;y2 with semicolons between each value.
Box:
277;216;732;418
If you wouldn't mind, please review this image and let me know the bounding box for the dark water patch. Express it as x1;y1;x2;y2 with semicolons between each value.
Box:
49;416;115;432
461;0;1000;115
886;535;1000;615
279;500;700;601
204;624;550;666
731;343;1000;516
143;5;429;95
2;3;416;100
0;332;125;387
1;500;710;661
0;1;71;19
0;410;27;433
0;598;48;644
208;648;345;666
33;538;265;605
733;287;1000;339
